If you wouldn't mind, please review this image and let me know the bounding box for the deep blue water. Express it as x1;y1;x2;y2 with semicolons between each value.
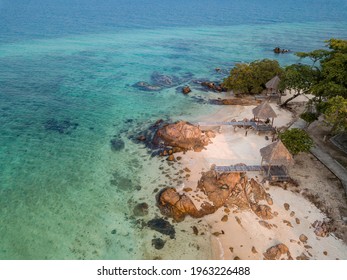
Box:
0;0;347;259
1;0;347;43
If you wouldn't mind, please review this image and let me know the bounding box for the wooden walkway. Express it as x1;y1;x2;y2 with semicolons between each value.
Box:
197;121;256;127
214;165;263;172
214;165;290;181
196;121;275;132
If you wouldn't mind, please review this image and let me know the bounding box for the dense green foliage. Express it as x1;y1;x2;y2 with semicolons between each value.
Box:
279;64;317;94
300;112;318;124
324;96;347;133
297;39;347;99
279;128;314;155
223;38;347;132
281;39;347;132
223;59;283;94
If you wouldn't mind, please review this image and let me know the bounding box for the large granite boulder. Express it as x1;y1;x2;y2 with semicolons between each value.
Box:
198;171;242;208
157;171;274;222
153;121;211;151
157;187;215;222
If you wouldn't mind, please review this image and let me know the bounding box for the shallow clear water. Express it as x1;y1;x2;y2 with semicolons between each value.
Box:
0;0;347;259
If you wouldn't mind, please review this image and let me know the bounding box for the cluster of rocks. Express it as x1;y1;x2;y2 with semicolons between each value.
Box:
157;187;215;222
157;170;274;222
273;47;290;54
133;71;193;91
200;81;227;92
312;220;330;237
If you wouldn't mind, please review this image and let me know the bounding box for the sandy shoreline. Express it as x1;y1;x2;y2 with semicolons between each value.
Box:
171;100;347;260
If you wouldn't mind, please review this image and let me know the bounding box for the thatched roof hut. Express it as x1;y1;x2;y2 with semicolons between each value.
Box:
265;75;281;91
260;140;294;167
252;101;277;125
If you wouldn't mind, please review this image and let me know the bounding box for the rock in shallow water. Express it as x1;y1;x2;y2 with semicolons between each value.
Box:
151;72;181;87
110;138;125;151
133;81;162;91
151;238;166;250
133;203;149;216
44;118;79;134
147;218;175;239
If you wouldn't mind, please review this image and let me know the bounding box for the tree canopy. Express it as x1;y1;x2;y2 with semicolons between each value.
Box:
223;59;283;95
222;38;347;133
324;96;347;133
297;38;347;99
279;64;318;106
279;128;314;155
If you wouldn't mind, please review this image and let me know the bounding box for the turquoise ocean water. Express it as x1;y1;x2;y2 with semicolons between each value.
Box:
0;0;347;259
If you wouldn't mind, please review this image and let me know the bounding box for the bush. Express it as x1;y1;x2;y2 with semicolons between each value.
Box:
279;128;314;155
316;101;329;114
300;112;318;124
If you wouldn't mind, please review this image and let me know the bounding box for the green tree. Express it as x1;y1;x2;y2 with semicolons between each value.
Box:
279;128;314;155
296;49;330;68
298;38;347;99
279;64;317;106
325;96;347;133
223;59;283;95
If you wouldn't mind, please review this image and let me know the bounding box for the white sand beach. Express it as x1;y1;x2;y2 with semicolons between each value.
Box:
173;101;347;260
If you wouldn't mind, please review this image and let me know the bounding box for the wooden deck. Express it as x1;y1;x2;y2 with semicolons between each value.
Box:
214;165;263;172
196;121;255;127
214;165;290;181
196;121;275;132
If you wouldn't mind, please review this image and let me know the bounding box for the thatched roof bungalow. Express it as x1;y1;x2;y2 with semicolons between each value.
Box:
252;101;277;125
260;140;294;178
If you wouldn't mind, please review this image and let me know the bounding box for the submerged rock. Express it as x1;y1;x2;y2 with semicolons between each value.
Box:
110;171;133;191
133;81;162;91
273;47;290;54
110;138;125;151
150;72;181;87
133;203;149;216
152;238;166;250
147;218;176;239
44;118;79;134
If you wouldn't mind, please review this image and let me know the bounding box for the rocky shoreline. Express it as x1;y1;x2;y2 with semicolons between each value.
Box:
131;95;347;260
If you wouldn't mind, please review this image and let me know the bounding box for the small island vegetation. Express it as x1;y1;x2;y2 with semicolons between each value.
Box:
223;38;347;134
